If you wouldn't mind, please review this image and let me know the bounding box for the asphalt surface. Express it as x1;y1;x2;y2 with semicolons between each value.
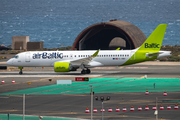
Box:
0;62;180;120
0;64;180;78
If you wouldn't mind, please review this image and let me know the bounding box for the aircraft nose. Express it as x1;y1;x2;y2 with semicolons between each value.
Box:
6;59;12;65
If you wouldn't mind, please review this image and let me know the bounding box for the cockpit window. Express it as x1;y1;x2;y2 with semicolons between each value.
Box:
12;55;19;59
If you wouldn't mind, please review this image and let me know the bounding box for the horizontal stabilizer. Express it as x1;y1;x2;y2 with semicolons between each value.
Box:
146;52;163;57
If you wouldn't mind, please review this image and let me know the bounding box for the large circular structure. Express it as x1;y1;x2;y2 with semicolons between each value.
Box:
72;20;147;50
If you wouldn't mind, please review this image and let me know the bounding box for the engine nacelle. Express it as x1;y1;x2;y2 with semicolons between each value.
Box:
54;62;73;72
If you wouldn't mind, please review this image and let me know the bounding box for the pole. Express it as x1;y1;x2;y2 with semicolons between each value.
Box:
23;94;25;120
7;113;10;120
91;86;93;120
102;101;103;120
156;97;158;120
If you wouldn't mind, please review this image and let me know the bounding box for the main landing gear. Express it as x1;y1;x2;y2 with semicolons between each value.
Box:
81;68;91;74
18;67;23;75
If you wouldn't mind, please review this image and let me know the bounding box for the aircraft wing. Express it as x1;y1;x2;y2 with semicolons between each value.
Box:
70;50;99;66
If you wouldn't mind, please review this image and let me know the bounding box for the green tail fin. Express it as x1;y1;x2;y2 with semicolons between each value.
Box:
138;24;167;52
122;24;167;66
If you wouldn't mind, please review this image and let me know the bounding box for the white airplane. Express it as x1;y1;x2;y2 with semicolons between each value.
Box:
7;24;171;74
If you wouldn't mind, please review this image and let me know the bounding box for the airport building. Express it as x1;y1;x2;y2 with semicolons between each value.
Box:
73;20;147;50
12;36;43;50
27;41;43;51
12;36;29;50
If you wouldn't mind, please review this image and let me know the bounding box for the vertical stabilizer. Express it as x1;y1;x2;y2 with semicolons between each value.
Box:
138;24;167;52
122;24;168;66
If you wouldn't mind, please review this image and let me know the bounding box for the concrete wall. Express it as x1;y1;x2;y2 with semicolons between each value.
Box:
12;36;29;50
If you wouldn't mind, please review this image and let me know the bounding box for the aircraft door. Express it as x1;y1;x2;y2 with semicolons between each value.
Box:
25;52;30;62
130;51;135;61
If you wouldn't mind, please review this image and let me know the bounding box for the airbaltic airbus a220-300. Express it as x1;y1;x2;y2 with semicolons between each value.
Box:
7;24;171;74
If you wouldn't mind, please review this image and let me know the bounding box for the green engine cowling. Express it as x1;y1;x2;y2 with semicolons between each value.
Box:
54;62;72;72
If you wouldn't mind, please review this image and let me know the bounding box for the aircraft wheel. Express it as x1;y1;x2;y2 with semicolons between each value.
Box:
19;69;23;75
81;69;91;74
19;71;23;75
87;69;91;74
81;70;86;74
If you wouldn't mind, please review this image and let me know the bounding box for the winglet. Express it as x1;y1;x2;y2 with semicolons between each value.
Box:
116;47;120;50
91;50;99;57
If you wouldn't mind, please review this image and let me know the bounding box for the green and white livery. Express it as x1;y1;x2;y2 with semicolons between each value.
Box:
7;24;171;74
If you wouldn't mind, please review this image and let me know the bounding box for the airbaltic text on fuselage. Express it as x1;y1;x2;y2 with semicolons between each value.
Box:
32;52;63;59
145;43;159;48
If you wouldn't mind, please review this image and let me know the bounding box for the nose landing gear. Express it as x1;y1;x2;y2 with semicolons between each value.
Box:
18;67;23;75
